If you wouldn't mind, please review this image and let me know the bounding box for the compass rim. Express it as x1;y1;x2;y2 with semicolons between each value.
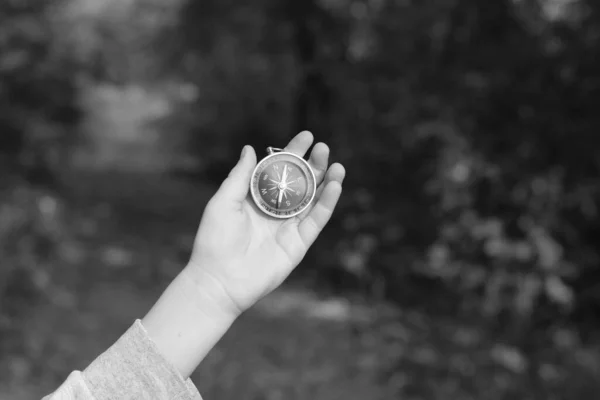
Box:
250;151;317;219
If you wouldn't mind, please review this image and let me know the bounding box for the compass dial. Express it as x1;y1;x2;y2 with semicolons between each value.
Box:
251;151;316;218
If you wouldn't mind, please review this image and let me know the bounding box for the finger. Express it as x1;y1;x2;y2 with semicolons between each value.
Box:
313;162;346;204
308;142;329;186
284;131;314;158
297;163;345;221
217;145;257;204
320;162;345;190
298;180;343;248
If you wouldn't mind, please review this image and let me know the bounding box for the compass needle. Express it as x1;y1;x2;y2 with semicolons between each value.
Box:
282;165;288;185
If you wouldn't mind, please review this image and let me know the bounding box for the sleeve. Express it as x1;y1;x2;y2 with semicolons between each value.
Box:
43;320;203;400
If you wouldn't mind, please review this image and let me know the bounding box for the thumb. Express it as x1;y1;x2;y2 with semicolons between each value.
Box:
217;145;257;204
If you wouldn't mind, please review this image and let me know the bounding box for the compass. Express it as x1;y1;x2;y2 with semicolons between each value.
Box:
250;147;317;219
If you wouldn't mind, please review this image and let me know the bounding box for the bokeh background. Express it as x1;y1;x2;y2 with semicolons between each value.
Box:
2;0;600;398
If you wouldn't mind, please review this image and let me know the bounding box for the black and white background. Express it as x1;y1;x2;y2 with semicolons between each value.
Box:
1;0;598;399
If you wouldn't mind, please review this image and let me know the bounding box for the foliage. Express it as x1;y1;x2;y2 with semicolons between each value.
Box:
0;0;81;382
0;177;78;383
0;0;81;177
3;0;600;396
167;0;600;357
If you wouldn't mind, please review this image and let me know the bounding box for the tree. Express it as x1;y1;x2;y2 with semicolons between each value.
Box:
0;0;81;378
0;0;81;183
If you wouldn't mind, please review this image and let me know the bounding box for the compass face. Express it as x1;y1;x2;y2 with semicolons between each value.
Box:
251;152;316;218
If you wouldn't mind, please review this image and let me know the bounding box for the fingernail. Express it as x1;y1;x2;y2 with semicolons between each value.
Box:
240;146;248;159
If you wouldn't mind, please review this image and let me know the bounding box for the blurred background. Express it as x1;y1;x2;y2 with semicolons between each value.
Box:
1;0;600;398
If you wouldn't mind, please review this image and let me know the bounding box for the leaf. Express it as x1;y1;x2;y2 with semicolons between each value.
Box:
545;275;574;307
491;344;527;374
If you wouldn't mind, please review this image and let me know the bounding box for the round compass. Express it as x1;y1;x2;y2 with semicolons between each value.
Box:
250;147;317;219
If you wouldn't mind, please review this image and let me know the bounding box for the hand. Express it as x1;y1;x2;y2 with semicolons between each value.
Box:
142;131;344;377
185;131;346;318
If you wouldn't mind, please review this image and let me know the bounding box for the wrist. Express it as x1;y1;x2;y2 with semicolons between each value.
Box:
181;261;245;320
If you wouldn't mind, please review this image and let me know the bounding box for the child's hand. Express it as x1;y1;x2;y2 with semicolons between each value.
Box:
185;131;345;318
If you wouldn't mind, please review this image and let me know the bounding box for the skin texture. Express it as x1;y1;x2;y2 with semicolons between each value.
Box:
142;131;345;379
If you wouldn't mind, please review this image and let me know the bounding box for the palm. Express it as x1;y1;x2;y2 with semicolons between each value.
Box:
243;199;302;267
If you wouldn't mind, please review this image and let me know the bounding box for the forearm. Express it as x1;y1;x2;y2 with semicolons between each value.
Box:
141;265;239;379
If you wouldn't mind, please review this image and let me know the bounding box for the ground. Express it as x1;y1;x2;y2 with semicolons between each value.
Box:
0;171;398;400
1;170;597;400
